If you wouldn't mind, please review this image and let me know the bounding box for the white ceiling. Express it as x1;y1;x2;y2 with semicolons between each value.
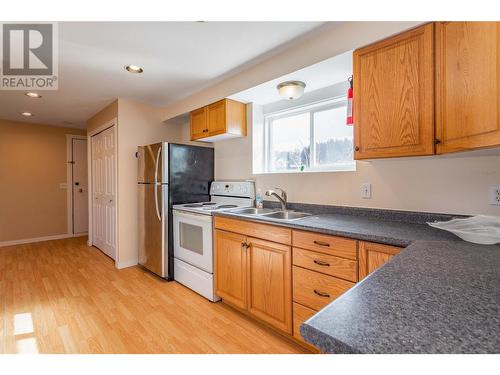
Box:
229;50;353;105
0;22;323;129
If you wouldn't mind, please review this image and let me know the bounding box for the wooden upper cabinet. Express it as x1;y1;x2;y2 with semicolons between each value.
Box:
358;242;401;280
190;98;247;141
207;100;227;135
353;23;435;159
247;237;292;334
190;106;208;139
214;229;248;310
435;22;500;153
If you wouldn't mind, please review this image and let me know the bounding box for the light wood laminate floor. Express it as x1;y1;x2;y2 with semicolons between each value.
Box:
0;237;307;354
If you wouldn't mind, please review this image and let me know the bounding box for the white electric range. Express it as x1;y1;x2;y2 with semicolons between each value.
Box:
172;181;255;301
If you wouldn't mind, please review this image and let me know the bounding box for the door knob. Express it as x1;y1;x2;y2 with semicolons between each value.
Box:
75;182;80;186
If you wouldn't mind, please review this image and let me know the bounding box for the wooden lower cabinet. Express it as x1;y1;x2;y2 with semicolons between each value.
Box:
247;237;292;334
214;229;247;309
293;302;319;351
293;266;355;311
358;241;401;280
214;226;292;334
214;217;404;351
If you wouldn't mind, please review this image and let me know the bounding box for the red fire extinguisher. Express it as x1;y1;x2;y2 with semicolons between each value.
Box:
346;75;354;126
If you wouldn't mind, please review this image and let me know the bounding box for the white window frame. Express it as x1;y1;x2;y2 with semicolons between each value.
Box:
262;97;355;174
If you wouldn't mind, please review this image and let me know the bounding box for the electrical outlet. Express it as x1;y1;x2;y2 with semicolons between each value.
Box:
361;183;372;199
490;186;500;206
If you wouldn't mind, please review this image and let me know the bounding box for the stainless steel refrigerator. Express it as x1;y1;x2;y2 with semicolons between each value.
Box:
137;142;214;279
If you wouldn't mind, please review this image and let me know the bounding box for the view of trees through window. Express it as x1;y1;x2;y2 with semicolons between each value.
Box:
266;101;355;172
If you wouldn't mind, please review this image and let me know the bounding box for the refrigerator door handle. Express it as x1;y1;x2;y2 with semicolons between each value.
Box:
154;146;162;221
154;184;161;221
154;146;161;185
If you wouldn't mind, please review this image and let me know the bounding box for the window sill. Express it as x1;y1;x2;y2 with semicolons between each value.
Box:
252;167;356;175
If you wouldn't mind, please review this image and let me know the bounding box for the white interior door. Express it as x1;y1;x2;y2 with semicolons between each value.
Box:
91;126;116;260
72;138;88;234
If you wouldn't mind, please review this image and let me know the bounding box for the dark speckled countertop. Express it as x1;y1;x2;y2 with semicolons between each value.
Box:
213;203;500;353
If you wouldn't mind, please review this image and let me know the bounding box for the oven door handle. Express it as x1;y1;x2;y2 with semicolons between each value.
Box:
173;209;213;222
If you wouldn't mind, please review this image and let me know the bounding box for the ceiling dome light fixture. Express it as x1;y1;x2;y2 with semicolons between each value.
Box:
21;112;33;117
125;65;144;74
277;81;306;100
25;92;42;98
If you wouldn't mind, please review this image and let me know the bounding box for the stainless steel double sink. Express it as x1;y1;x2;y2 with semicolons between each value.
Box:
230;207;311;221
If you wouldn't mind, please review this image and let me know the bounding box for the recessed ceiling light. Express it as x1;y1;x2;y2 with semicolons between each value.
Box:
25;92;42;98
125;65;144;74
21;112;33;117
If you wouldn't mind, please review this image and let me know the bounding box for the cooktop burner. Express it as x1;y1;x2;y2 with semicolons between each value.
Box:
202;204;239;211
216;204;238;209
184;202;218;208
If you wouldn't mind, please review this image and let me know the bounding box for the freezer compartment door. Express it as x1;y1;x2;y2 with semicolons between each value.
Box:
137;143;164;184
138;183;168;277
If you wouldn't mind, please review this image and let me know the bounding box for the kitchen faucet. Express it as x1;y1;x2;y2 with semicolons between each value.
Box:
265;187;288;211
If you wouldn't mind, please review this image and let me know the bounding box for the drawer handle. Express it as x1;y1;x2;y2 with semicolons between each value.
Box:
313;289;330;298
313;259;330;267
313;240;330;247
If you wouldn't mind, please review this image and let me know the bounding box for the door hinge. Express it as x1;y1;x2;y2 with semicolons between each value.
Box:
67;160;75;164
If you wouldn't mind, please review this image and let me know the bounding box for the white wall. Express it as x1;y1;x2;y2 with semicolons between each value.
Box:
165;21;500;216
207;114;500;216
117;99;184;267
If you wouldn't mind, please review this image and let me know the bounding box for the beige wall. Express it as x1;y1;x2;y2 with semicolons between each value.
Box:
0;119;86;243
161;22;421;120
87;100;118;133
87;98;184;267
208;118;500;216
116;98;183;267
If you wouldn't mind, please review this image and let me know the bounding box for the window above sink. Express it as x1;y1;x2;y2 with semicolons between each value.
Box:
260;99;355;174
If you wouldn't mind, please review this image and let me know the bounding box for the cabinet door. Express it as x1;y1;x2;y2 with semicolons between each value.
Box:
190;107;208;140
247;237;292;334
358;242;401;280
214;229;247;309
435;22;500;153
207;99;227;136
353;23;435;159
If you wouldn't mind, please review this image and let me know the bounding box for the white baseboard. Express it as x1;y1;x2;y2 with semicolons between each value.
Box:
116;259;138;269
0;234;72;247
0;233;89;247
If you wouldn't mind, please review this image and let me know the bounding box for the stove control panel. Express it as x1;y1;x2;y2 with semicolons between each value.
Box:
210;181;255;199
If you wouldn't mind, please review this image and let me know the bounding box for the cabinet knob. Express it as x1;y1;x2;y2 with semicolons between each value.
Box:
355;146;360;151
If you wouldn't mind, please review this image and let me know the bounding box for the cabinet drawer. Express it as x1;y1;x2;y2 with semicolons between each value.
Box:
214;216;291;245
293;302;317;344
293;247;358;282
293;266;355;311
292;230;357;260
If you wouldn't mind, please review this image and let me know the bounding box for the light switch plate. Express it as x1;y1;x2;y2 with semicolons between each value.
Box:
489;186;500;206
361;183;372;199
